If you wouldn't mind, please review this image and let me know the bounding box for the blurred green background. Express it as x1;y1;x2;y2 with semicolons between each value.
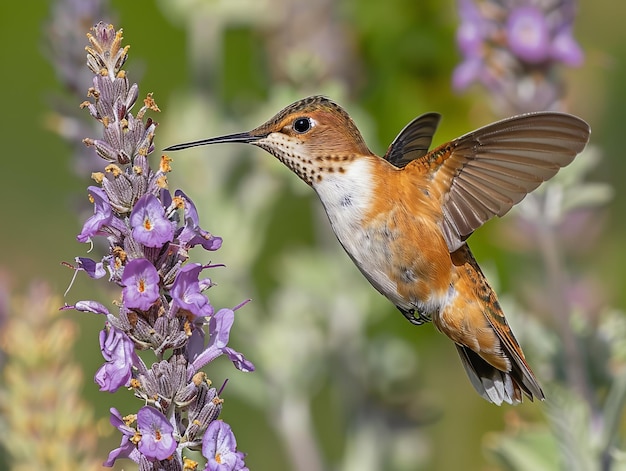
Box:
1;0;626;470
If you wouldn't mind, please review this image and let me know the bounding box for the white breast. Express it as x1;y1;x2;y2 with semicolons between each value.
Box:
313;159;399;301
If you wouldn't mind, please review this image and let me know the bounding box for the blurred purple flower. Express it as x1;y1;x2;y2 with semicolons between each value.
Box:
453;0;584;112
202;420;248;471
171;263;214;317
506;6;550;63
136;406;177;461
122;258;160;311
95;325;136;392
130;193;175;248
551;26;584;66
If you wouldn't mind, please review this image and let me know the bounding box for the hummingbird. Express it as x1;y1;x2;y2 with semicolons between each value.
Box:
165;96;590;405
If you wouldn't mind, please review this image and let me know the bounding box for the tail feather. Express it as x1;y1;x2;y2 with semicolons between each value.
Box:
455;344;542;405
435;244;544;405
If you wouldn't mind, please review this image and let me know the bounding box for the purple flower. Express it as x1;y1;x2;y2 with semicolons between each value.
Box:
95;325;136;392
67;300;110;315
455;0;487;57
136;406;177;461
122;258;160;311
76;256;107;279
223;347;255;373
506;7;550;64
202;421;247;471
130;193;175;248
176;190;223;251
104;408;141;467
77;186;112;243
190;308;254;374
171;263;214;317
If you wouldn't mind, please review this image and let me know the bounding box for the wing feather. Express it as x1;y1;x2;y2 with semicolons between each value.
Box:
383;112;442;168
414;112;590;251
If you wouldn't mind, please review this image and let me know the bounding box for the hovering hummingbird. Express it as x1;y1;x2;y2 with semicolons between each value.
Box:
165;96;590;405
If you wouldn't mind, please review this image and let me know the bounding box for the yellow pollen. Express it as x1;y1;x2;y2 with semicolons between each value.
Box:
155;430;162;441
156;175;168;189
160;155;173;173
144;93;161;112
123;414;137;426
143;218;153;231
105;164;122;177
215;453;222;464
172;196;185;209
138;279;146;293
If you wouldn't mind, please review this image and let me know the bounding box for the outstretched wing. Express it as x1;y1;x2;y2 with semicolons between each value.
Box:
383;112;442;168
406;112;590;252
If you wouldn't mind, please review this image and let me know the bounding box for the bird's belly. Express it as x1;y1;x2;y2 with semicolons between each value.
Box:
344;221;450;311
314;160;452;316
324;204;451;315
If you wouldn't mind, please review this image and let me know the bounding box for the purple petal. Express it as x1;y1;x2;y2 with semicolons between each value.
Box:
202;421;247;471
122;258;160;311
171;263;214;317
104;436;138;467
105;408;140;467
223;347;255;373
209;308;234;350
76;256;107;279
189;308;254;374
136;406;177;460
77;186;112;243
129;194;175;248
176;190;223;251
95;326;135;392
63;300;110;315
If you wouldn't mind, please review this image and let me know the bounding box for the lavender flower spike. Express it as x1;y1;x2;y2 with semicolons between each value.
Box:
65;22;253;469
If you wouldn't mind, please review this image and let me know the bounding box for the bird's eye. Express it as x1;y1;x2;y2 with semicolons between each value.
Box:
293;117;312;134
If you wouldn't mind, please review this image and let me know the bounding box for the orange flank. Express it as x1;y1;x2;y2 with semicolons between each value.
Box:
165;95;590;405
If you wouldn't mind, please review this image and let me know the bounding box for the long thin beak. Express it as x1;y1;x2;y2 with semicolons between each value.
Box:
163;131;262;151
